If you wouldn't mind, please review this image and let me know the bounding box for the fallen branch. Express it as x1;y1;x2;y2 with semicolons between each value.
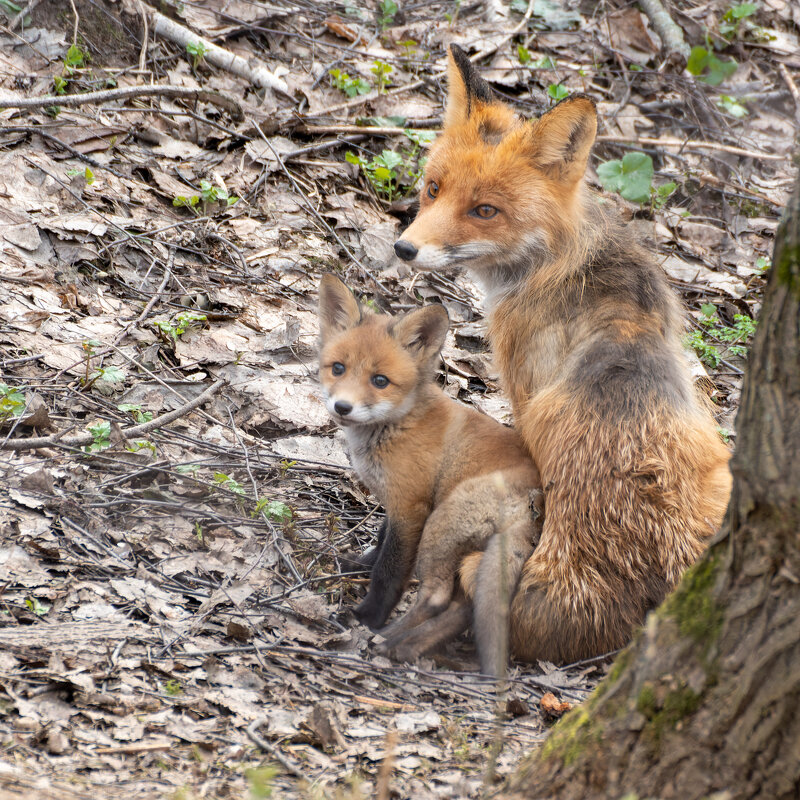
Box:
639;0;690;61
0;379;225;452
146;7;289;96
246;719;308;780
0;84;243;120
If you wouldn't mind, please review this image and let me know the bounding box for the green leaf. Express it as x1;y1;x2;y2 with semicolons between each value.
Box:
372;166;393;183
264;501;293;523
517;44;531;64
531;55;556;69
25;596;50;616
547;83;569;101
358;115;407;127
377;150;404;170
404;129;436;147
687;46;710;76
596;152;654;203
716;94;748;118
64;44;86;69
531;0;581;30
657;181;677;198
727;2;757;20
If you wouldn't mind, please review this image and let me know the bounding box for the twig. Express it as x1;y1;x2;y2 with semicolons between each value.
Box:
246;720;308;779
136;0;149;73
779;63;800;124
376;729;397;800
0;84;243;120
0;379;225;452
639;0;690;61
596;134;785;161
68;0;78;46
145;6;289;96
8;0;42;30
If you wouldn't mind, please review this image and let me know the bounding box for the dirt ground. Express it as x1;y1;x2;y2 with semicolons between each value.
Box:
0;0;797;797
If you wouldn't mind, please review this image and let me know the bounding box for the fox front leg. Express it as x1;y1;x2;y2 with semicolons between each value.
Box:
339;517;388;572
353;517;421;631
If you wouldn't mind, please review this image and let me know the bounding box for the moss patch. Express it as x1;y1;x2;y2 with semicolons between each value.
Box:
775;243;800;300
636;680;702;748
539;706;603;767
660;550;723;649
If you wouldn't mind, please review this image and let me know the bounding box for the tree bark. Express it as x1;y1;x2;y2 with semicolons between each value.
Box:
503;174;800;800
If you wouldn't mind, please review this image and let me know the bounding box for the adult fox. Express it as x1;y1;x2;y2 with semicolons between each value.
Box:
391;44;732;664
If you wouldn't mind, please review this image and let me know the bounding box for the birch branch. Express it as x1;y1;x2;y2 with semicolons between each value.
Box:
639;0;691;61
146;7;289;96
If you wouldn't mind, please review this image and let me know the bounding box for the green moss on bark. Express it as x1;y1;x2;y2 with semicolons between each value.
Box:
539;707;603;767
635;681;702;747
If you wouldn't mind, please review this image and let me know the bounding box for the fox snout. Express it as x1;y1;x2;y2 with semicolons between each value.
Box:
394;240;418;262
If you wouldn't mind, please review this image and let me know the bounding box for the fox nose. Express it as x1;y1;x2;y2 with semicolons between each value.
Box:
394;240;418;262
334;401;353;416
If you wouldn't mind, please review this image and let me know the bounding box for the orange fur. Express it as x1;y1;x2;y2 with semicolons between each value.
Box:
318;275;542;674
393;45;732;663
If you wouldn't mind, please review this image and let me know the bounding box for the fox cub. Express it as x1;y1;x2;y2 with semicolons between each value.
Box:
392;44;732;664
318;274;542;676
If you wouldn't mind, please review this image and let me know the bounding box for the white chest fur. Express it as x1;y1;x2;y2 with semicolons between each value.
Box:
343;425;386;500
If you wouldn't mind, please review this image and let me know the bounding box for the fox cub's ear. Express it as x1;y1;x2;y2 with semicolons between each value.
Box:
445;44;495;128
528;95;597;183
319;274;361;341
391;304;449;363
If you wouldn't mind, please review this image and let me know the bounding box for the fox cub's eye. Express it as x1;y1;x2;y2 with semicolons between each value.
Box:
427;181;439;199
371;374;389;389
472;204;498;219
331;362;345;376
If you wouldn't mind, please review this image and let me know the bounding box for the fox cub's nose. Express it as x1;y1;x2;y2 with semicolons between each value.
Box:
394;240;418;262
334;401;353;416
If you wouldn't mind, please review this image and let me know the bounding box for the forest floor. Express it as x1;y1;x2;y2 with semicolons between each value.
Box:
0;0;797;797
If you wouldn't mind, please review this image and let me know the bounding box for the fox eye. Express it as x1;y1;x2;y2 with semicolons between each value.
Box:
331;362;345;376
371;374;389;389
427;181;439;199
471;204;498;219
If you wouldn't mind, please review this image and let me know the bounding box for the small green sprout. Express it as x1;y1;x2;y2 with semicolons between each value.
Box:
547;83;569;101
213;472;246;496
329;68;371;97
0;383;26;422
185;40;207;69
371;60;393;94
378;0;398;29
84;420;112;453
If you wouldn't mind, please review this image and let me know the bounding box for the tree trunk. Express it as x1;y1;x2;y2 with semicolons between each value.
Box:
503;174;800;800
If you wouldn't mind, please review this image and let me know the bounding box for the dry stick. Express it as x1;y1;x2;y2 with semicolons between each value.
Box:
245;720;308;780
376;729;398;800
307;0;535;118
639;0;690;61
596;134;785;161
779;63;800;124
0;84;243;119
68;0;78;46
136;0;149;73
250;119;390;292
300;123;782;161
0;379;224;452
8;0;42;30
144;6;289;96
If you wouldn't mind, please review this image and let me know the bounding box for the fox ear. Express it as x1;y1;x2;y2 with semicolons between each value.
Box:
391;304;449;363
445;44;495;128
319;274;361;341
528;95;597;182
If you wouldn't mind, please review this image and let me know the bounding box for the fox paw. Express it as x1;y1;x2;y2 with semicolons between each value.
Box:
353;599;387;632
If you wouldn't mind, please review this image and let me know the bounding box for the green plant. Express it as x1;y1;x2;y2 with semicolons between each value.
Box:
329;68;371;97
685;303;758;367
371;60;393;93
716;94;748;118
687;46;737;85
547;83;569;101
346;149;404;200
378;0;398;28
756;255;770;272
127;439;156;455
89;365;125;386
213;472;247;496
279;458;296;476
720;2;757;39
246;765;278;799
25;596;50;616
651;181;677;210
399;39;418;59
596;152;654;204
517;44;531;64
199;179;237;206
52;43;88;95
253;498;293;524
53;75;68;95
84;420;112;453
118;403;153;424
153;311;208;342
67;166;95;184
185;40;207;69
164;679;183;696
532;55;556;69
0;383;26;422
